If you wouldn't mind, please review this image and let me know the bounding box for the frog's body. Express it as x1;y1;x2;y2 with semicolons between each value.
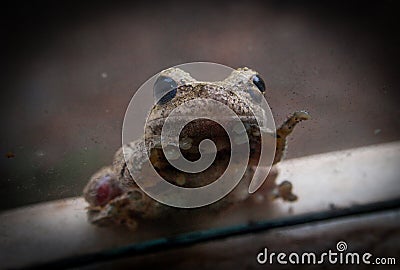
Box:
83;67;310;229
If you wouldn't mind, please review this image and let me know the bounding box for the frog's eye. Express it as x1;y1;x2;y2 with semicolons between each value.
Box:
252;75;266;92
154;75;178;104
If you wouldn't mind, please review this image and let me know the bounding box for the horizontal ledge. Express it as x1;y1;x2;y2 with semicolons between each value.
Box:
24;199;400;269
1;141;400;269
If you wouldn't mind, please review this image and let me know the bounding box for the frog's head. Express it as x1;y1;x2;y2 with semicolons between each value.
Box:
145;67;270;148
150;67;267;115
138;67;275;192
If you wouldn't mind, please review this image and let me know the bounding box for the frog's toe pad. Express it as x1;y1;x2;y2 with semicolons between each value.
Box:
293;111;311;121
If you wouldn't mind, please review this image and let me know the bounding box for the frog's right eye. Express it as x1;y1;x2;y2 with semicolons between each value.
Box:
252;74;266;92
154;75;178;104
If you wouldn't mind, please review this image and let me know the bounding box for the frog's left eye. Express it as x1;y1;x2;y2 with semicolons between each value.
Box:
154;75;178;104
252;75;266;92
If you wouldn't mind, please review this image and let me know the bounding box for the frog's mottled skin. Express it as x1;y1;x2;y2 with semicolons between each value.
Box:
83;67;310;229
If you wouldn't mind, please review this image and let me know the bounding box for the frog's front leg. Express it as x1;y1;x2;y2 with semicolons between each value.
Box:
273;110;311;165
83;166;134;227
262;111;310;202
83;139;166;228
83;166;123;208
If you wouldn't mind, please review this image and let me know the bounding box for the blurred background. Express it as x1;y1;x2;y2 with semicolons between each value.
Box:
0;0;399;211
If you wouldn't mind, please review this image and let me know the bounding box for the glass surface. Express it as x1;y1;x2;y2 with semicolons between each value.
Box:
0;3;399;267
2;2;399;211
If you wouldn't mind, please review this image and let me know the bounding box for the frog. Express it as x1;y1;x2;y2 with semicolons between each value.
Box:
83;67;310;230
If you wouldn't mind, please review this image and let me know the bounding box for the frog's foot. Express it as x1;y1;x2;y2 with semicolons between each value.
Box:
250;169;297;203
273;110;311;165
87;195;139;230
272;180;298;202
88;211;138;230
87;207;127;228
86;185;167;230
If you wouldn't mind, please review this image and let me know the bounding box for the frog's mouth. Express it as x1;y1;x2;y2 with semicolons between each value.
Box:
145;115;262;142
144;116;264;189
144;116;264;164
147;115;259;131
148;115;257;124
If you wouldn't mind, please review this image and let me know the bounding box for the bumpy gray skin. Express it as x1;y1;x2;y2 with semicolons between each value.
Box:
83;67;310;230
